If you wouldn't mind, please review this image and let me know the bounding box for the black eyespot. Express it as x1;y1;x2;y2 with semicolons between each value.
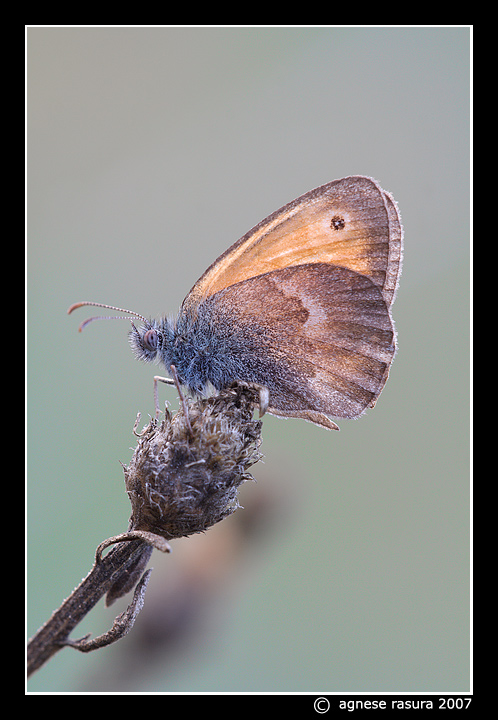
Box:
331;215;346;230
143;328;158;351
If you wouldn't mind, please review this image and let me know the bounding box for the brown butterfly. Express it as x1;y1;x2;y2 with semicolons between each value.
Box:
69;176;403;430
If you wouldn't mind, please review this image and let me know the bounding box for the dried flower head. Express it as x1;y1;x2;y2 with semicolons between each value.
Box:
123;384;263;542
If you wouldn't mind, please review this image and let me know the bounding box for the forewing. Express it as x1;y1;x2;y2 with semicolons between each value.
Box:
183;176;402;314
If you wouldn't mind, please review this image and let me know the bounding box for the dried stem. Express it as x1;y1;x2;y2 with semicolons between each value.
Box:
61;569;153;653
27;538;166;677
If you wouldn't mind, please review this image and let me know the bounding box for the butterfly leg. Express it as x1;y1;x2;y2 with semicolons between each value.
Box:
258;386;269;418
153;375;174;418
168;365;192;434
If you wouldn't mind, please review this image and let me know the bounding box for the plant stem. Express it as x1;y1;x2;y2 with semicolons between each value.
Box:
27;539;153;677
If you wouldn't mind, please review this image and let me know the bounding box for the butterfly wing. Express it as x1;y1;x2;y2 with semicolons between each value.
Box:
204;262;396;429
182;176;403;314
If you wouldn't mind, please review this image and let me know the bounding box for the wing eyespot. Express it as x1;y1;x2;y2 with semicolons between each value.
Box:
330;215;346;231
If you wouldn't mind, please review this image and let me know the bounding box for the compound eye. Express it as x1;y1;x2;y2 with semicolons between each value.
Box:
143;328;158;351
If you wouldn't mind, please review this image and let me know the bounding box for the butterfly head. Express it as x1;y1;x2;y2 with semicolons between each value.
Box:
128;317;175;365
68;300;174;366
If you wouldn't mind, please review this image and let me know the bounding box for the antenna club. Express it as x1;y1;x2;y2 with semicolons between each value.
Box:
67;302;88;315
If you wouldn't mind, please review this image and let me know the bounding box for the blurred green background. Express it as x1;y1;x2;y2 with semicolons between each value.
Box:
27;27;470;692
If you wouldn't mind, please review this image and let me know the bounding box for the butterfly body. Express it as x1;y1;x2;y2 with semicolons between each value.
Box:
71;176;403;430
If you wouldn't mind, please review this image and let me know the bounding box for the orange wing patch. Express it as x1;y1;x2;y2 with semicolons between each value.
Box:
183;176;402;314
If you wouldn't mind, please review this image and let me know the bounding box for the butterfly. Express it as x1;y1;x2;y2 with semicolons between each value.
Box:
69;176;403;430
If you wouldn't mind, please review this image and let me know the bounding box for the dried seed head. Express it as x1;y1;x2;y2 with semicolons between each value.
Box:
123;384;263;541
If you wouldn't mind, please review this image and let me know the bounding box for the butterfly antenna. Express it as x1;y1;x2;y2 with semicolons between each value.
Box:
67;301;148;332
